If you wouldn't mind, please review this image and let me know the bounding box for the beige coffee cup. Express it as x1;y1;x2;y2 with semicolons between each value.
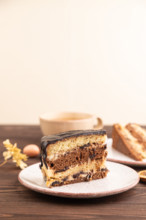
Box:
39;112;103;136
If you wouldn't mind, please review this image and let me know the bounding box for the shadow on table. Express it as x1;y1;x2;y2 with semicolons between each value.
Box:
26;186;138;206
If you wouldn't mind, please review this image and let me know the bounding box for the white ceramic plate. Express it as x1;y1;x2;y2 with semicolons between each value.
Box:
18;161;139;198
107;138;146;167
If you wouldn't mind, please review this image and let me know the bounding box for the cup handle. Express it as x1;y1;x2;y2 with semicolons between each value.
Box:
94;117;103;130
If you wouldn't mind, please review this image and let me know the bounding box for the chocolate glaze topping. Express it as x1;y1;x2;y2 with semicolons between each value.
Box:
40;129;106;169
41;129;106;145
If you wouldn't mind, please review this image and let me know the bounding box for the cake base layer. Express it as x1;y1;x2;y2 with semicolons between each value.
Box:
42;158;107;187
48;168;108;187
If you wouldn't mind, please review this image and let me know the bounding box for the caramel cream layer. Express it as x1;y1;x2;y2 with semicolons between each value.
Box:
46;134;107;160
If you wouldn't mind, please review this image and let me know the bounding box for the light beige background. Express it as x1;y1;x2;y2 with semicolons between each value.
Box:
0;0;146;125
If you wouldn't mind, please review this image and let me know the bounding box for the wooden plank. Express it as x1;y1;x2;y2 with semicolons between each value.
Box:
0;125;145;220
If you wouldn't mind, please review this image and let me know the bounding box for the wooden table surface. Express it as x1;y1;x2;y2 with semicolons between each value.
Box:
0;125;146;220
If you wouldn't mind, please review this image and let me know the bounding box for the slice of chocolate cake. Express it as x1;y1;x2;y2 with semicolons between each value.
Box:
112;124;146;161
40;130;108;187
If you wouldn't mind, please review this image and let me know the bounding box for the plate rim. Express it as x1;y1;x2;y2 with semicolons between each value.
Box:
18;161;139;199
107;138;146;167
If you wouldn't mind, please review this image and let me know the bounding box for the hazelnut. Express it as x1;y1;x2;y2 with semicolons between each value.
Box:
23;144;40;157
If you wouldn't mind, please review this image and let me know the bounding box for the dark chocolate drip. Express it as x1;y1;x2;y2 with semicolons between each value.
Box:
89;149;96;160
63;177;68;182
51;181;60;187
73;172;81;179
101;167;108;172
86;173;92;181
73;171;92;181
39;155;42;169
103;144;107;150
55;166;69;173
79;143;90;149
40;141;48;169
